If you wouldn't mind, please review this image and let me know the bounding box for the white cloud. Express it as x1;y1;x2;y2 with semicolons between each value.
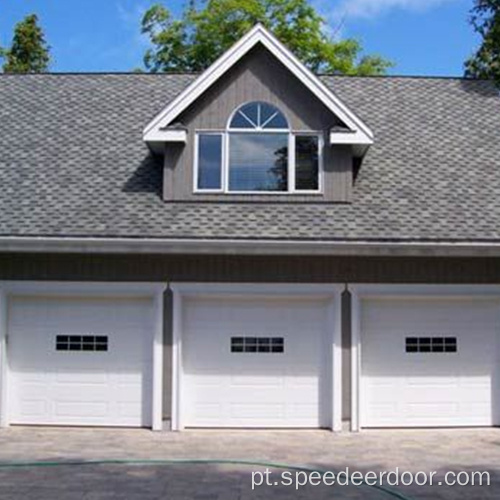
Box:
331;0;457;20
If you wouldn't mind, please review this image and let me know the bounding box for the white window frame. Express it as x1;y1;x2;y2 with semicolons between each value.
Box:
193;132;225;193
291;132;324;193
193;102;323;195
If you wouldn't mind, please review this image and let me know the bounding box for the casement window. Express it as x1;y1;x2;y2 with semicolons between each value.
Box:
196;134;223;190
195;101;322;193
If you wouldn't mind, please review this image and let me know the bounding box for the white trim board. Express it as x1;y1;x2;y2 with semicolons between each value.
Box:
0;281;167;431
143;24;373;147
330;130;373;146
0;291;8;428
146;130;187;143
170;282;343;431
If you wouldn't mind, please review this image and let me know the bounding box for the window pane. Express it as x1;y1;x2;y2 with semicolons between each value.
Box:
259;103;275;124
229;133;288;191
295;135;319;191
230;111;255;129
260;102;288;129
239;103;259;126
263;113;288;129
230;103;258;128
197;134;222;190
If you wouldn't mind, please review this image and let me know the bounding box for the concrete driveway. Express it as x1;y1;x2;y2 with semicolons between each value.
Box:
0;427;499;499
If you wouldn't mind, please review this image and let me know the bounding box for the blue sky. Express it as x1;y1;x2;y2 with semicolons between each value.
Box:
0;0;480;75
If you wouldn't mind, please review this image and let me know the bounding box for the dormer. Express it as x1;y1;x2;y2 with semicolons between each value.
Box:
143;25;373;202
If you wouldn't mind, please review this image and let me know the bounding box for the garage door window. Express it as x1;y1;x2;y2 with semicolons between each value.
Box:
56;335;109;352
405;337;457;353
231;337;284;353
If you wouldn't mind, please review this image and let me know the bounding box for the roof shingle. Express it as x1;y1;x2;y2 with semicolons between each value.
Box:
0;74;499;243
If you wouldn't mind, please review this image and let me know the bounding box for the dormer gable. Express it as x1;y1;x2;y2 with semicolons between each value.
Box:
143;24;373;157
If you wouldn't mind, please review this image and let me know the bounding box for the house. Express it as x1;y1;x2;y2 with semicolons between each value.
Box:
0;24;499;432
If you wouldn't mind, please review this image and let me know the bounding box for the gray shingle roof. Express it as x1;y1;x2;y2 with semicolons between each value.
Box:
0;73;499;243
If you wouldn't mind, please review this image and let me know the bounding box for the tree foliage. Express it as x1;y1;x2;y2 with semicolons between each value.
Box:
3;14;50;73
141;0;392;75
465;0;500;83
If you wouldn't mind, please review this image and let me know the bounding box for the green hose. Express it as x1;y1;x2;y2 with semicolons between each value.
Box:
0;457;414;500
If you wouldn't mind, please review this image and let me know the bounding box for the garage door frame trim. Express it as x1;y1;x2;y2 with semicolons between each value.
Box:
350;284;500;432
171;283;343;431
0;281;167;431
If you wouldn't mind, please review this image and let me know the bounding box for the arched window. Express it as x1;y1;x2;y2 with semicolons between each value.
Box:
229;102;288;130
196;101;321;193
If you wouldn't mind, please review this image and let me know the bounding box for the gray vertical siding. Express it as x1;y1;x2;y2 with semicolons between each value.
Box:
163;45;352;203
163;289;173;420
163;144;184;202
4;253;500;283
341;290;352;422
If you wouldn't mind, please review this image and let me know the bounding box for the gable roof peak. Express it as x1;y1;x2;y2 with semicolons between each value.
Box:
143;23;373;154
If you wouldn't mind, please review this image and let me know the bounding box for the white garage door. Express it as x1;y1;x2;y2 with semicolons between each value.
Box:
361;298;500;428
182;296;332;428
8;296;154;427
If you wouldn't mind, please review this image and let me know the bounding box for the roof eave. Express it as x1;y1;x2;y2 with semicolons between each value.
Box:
1;236;500;258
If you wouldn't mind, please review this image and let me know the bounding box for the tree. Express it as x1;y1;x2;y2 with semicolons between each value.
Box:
3;14;50;73
141;0;392;75
465;0;500;83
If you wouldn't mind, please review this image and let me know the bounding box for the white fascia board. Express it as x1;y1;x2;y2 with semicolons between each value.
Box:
146;129;187;143
2;236;500;257
143;24;373;144
330;130;374;146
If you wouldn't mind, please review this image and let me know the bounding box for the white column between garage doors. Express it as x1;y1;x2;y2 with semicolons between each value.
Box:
0;282;166;431
171;284;342;431
351;285;500;431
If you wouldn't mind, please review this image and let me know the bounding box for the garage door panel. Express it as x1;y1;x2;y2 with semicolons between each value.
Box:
288;377;319;390
404;377;460;388
117;401;142;418
182;296;331;428
229;403;285;419
361;298;499;428
54;371;110;384
116;381;142;396
18;401;48;418
288;403;319;418
230;376;284;388
8;296;154;427
55;401;109;418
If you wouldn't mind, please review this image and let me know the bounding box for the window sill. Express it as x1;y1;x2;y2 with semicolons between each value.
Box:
193;190;324;196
